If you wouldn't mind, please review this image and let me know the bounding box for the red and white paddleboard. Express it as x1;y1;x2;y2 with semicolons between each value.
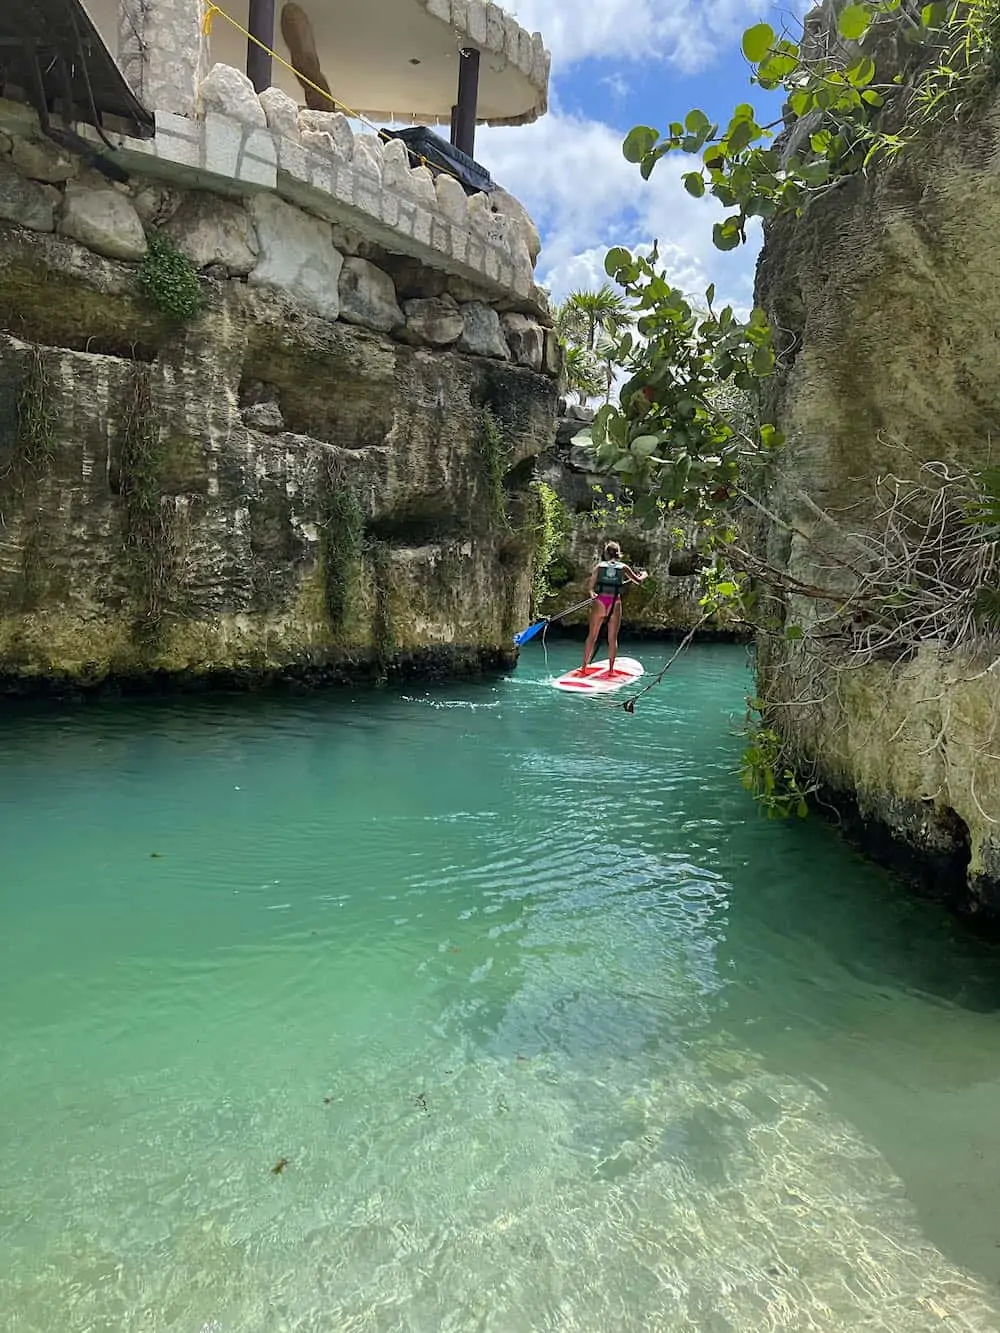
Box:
552;656;644;695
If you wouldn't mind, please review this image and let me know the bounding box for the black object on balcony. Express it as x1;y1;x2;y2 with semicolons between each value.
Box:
0;0;154;165
380;126;493;197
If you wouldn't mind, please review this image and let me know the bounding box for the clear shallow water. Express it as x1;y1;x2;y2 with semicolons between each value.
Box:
2;641;1000;1332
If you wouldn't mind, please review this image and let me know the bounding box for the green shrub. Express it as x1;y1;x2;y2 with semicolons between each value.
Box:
320;484;365;628
137;231;204;322
530;480;572;610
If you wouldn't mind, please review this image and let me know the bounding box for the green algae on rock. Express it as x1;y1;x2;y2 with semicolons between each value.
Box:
0;229;557;693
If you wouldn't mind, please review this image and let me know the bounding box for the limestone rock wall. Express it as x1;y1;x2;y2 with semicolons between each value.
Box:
754;83;1000;915
535;405;721;635
0;117;558;693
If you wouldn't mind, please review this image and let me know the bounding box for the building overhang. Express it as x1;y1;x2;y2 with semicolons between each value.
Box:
209;0;549;128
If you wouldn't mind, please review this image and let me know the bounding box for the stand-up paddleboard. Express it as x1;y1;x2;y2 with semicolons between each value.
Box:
552;656;644;695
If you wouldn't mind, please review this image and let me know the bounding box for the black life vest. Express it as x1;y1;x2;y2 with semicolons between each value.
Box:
594;560;625;597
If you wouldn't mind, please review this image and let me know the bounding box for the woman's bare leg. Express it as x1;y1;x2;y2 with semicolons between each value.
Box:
607;602;622;672
582;602;604;669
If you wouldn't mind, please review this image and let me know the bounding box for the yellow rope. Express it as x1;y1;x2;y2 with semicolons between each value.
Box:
201;2;471;187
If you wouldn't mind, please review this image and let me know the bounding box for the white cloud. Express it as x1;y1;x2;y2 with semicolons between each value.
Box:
470;0;796;324
599;73;630;105
498;0;783;73
475;111;760;312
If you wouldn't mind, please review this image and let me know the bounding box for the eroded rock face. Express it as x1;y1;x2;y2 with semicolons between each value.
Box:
248;194;343;320
58;183;147;260
0;226;557;692
165;193;258;274
338;257;404;334
0;160;54;232
754;85;1000;914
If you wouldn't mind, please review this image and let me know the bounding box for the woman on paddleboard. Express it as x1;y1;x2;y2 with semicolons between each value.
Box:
581;541;648;676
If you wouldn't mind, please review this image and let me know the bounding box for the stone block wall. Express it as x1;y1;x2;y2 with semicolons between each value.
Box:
0;95;558;373
94;61;547;310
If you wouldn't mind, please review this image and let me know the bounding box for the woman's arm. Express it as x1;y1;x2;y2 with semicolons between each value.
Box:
586;566;599;597
623;564;649;583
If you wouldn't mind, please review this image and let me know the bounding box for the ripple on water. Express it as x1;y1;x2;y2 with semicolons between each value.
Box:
1;644;999;1331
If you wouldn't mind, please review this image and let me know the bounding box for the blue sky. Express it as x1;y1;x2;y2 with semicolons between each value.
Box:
474;0;807;313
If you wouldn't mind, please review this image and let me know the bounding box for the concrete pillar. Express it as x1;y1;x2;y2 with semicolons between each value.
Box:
119;0;208;117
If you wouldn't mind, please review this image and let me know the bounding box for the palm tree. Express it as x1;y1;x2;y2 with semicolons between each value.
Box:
593;331;622;405
562;344;604;403
556;284;632;354
555;284;633;405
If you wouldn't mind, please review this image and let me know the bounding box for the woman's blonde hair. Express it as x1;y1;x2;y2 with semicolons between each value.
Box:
603;541;622;560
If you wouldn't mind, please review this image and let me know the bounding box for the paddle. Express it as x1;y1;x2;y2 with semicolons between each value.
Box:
512;596;594;647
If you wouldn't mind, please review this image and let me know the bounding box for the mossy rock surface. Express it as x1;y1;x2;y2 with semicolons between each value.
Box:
0;228;557;692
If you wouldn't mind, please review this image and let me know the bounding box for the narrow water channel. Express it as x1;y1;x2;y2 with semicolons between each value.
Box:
2;641;1000;1331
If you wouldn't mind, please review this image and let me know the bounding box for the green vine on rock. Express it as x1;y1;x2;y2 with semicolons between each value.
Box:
529;480;571;611
118;364;175;639
739;704;815;819
479;407;512;529
319;480;365;629
0;344;55;509
0;344;56;607
367;537;395;683
137;231;204;322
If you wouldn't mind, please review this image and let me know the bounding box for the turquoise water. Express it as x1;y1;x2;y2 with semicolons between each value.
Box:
3;641;1000;1332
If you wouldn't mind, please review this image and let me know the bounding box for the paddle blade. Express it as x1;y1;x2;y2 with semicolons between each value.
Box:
513;619;546;646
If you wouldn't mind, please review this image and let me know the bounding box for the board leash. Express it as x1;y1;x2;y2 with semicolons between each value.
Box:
619;615;711;713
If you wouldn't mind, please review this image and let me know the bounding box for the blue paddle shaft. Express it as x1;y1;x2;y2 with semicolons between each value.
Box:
512;596;594;646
